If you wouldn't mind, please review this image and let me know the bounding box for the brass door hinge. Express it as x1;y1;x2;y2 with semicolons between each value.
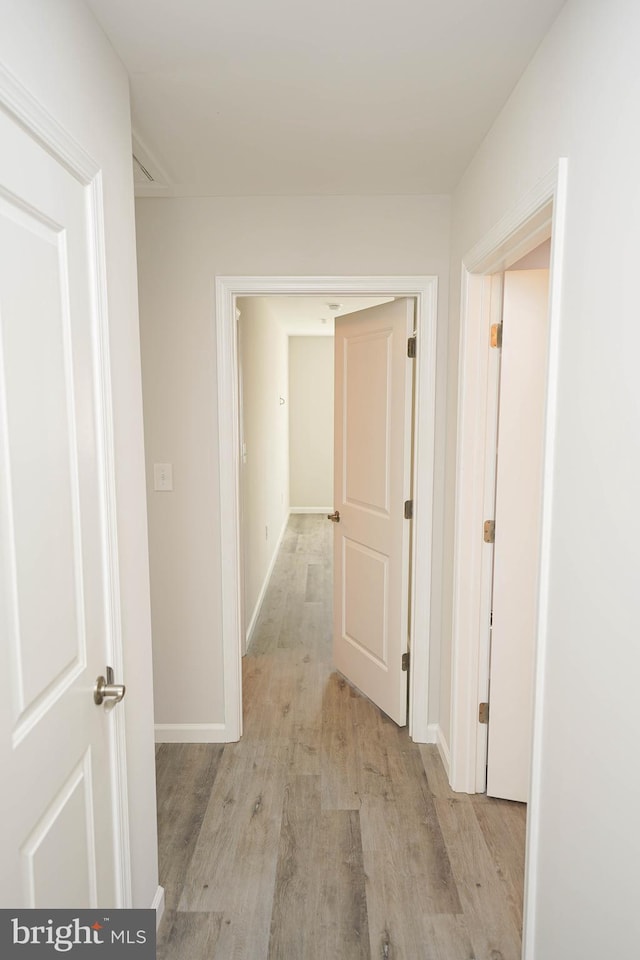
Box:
479;702;489;724
483;520;495;543
490;323;502;348
407;336;417;359
402;652;410;672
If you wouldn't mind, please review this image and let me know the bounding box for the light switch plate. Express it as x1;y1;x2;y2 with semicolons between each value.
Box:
154;462;173;491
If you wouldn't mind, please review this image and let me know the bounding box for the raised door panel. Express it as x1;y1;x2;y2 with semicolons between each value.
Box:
0;199;85;733
343;330;391;516
343;539;389;666
21;753;97;908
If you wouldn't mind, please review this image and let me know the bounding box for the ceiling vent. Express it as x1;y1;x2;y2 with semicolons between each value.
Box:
131;134;170;194
133;153;155;184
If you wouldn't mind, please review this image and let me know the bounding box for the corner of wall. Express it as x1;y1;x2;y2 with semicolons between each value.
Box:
151;886;165;930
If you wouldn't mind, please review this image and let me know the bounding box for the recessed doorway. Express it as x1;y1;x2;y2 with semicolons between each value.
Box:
237;295;414;727
214;276;438;745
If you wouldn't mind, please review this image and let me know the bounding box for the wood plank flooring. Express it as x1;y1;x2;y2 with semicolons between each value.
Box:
156;514;526;960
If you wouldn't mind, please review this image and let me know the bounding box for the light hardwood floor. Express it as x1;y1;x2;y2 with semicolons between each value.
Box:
156;514;526;960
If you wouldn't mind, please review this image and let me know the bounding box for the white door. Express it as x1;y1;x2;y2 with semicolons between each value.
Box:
0;102;125;905
331;298;414;726
487;269;550;802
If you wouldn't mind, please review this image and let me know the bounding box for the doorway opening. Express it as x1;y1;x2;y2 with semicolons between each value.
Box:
237;295;415;727
449;160;568;958
214;276;438;745
485;244;550;804
236;295;391;659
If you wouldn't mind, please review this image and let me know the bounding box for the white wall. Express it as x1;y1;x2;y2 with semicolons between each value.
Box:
136;195;450;732
0;0;158;909
289;337;334;510
238;297;290;638
445;0;640;953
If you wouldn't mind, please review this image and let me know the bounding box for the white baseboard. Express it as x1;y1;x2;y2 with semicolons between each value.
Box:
422;724;451;781
151;885;165;929
424;723;439;744
245;513;290;647
436;725;451;779
289;506;332;514
154;722;234;743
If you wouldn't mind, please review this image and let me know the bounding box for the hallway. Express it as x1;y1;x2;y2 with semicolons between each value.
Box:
156;514;526;959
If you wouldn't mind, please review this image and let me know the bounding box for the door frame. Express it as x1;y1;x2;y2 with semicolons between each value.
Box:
215;276;438;743
0;63;132;903
449;160;568;955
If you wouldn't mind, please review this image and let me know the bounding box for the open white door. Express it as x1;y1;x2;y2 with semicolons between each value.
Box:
331;298;414;726
0;102;126;905
487;269;550;802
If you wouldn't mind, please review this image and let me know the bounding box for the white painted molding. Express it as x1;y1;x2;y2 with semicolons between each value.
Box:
464;166;558;274
290;506;332;514
245;513;290;649
408;276;438;743
215;276;438;746
0;60;132;907
425;723;439;744
0;63;98;183
522;158;568;960
90;169;133;910
448;159;568;960
151;886;165;930
215;279;244;742
450;266;490;793
449;272;501;795
436;725;452;779
450;160;567;794
424;724;450;776
154;723;232;743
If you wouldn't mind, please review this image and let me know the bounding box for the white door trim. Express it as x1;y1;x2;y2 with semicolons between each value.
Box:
449;160;568;959
0;61;132;905
215;276;438;743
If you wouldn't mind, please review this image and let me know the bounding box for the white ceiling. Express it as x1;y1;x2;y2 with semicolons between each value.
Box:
238;296;393;335
87;0;566;197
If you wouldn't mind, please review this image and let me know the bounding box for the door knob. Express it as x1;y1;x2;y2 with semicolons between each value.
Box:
94;666;126;706
327;510;340;522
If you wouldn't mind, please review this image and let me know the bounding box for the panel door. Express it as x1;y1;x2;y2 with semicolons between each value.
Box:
0;102;123;906
487;268;550;801
332;298;414;725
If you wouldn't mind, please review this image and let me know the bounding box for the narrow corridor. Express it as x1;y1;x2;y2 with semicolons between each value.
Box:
156;514;525;959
